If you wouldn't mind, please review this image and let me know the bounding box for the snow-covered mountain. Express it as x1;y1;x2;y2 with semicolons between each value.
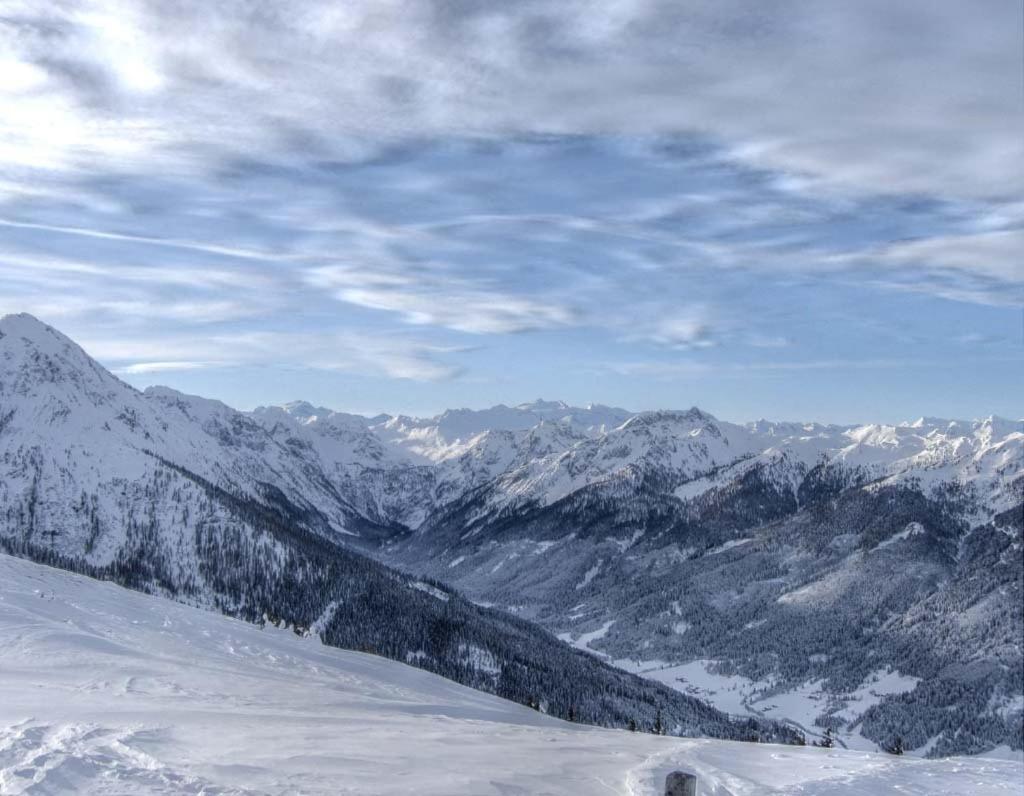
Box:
252;396;1020;532
368;408;1021;757
0;313;794;744
5;553;1019;795
250;398;614;529
1;313;1020;758
249;350;1024;760
0;313;401;561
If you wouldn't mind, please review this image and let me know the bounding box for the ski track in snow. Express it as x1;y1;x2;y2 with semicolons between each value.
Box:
1;554;1021;795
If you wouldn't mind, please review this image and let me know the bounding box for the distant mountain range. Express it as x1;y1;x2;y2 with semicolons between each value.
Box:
0;313;795;743
1;312;1020;756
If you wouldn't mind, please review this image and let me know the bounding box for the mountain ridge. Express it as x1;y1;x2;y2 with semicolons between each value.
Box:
0;312;799;744
1;313;1020;756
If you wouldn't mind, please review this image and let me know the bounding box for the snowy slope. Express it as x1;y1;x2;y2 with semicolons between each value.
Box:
2;552;1020;796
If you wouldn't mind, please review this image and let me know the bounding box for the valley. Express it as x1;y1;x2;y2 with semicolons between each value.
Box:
1;312;1021;761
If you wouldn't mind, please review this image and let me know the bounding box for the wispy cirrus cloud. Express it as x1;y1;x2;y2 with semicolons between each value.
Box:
606;355;1022;378
2;137;1019;337
113;361;216;375
0;1;1020;418
87;330;461;382
869;230;1024;288
306;264;576;335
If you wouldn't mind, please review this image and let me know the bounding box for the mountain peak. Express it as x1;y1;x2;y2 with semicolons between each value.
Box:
0;312;71;345
516;398;570;413
0;311;44;326
0;313;120;394
281;400;333;420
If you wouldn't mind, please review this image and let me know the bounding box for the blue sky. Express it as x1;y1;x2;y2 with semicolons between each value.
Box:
1;1;1021;422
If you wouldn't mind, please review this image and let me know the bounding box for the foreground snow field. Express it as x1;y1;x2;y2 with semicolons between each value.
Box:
0;555;1020;796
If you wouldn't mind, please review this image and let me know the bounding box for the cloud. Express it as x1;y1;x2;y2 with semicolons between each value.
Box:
0;217;300;265
1;4;1019;397
338;286;574;335
1;131;1018;385
645;315;717;350
307;264;576;335
1;1;1018;199
607;356;1006;378
113;361;216;374
13;297;263;324
819;229;1024;308
870;230;1024;286
85;330;460;382
746;334;791;349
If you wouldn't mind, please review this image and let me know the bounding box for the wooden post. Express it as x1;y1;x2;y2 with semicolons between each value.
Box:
665;770;697;796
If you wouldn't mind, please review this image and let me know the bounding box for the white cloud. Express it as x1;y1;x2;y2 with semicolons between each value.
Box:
0;1;1018;198
113;361;215;374
0;2;1019;388
870;230;1024;286
307;264;576;335
0;218;300;265
608;357;975;378
84;330;460;382
646;315;716;349
818;229;1024;307
337;286;573;334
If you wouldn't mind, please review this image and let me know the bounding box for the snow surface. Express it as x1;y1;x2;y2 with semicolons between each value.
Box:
3;554;1021;795
575;560;603;590
558;620;616;655
873;521;926;551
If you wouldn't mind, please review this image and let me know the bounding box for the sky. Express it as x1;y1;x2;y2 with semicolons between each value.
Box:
1;0;1021;423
